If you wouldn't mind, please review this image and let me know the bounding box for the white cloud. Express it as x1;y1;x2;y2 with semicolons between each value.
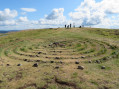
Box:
69;0;119;26
18;16;28;22
0;20;17;26
46;8;64;20
39;8;66;25
21;8;37;12
0;8;17;21
101;0;119;14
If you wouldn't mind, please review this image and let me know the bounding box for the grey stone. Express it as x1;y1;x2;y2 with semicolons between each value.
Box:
24;59;27;61
17;64;22;66
51;61;54;63
75;61;79;64
6;64;10;66
38;52;42;54
77;66;84;70
55;66;59;69
88;60;92;63
101;66;106;69
55;57;60;59
59;61;63;64
33;63;38;67
81;56;85;58
36;60;40;62
96;60;100;64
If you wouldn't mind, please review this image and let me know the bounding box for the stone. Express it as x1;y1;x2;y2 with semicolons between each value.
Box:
38;52;42;54
33;63;38;67
75;61;79;64
45;56;49;58
81;56;85;59
55;66;59;69
101;66;106;69
102;57;108;61
51;61;54;63
17;64;22;66
55;57;60;59
77;66;84;70
29;55;33;57
0;80;3;83
36;55;39;57
59;61;63;64
6;64;10;66
36;60;40;62
88;60;92;63
96;60;100;64
24;59;27;61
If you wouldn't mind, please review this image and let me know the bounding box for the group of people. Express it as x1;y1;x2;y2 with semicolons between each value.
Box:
65;24;75;29
65;24;84;29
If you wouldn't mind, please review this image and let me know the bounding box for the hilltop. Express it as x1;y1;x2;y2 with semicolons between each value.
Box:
0;28;119;89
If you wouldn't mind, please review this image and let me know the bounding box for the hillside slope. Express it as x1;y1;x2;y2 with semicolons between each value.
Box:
0;28;119;89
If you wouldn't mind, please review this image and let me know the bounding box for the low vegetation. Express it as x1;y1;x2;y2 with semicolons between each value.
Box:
0;28;119;89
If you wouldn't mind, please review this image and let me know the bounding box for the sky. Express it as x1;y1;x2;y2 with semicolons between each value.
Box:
0;0;119;30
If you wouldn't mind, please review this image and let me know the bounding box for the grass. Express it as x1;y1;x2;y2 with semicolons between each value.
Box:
0;27;119;89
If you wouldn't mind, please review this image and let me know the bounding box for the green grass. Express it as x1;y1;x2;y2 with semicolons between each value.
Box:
0;28;119;89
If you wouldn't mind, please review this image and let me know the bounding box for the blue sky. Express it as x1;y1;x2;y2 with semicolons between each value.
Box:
0;0;83;20
0;0;119;30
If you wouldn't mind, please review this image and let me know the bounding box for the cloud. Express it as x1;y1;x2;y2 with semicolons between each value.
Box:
39;8;66;25
69;0;119;26
0;8;17;21
18;16;28;22
21;8;37;12
101;0;119;14
0;20;17;26
46;8;64;20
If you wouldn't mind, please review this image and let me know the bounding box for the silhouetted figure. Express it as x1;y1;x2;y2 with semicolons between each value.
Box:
65;25;66;28
70;24;72;28
79;26;81;28
67;25;69;29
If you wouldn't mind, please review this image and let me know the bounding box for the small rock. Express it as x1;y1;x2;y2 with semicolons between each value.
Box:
17;64;22;66
77;66;84;70
81;56;85;59
36;60;40;62
59;61;63;64
38;52;42;54
55;57;60;59
102;57;108;61
0;80;3;83
55;66;59;69
101;66;106;69
6;64;10;66
96;60;100;64
24;59;27;61
45;56;49;58
36;55;39;57
88;60;92;63
51;61;54;63
29;55;33;57
33;63;38;67
75;61;79;64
